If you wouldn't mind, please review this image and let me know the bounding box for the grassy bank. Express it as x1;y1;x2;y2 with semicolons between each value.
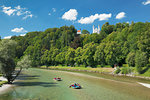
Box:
0;74;8;86
40;66;150;79
40;66;114;73
0;81;7;87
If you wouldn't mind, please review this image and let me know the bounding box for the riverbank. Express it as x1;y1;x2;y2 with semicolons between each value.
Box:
40;66;114;73
0;77;13;94
40;66;150;80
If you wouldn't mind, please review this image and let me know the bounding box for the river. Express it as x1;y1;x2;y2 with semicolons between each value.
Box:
0;68;150;100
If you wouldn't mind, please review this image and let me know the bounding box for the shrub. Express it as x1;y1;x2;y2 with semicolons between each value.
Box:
103;65;112;68
122;64;128;67
121;67;133;74
96;65;102;68
58;64;63;67
79;65;86;67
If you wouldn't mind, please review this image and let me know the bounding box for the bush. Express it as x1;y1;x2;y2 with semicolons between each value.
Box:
96;65;102;68
79;65;86;67
103;65;112;68
122;64;128;67
58;64;63;67
114;67;121;74
121;67;133;74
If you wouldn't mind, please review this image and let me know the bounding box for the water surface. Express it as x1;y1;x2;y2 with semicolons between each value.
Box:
0;68;150;100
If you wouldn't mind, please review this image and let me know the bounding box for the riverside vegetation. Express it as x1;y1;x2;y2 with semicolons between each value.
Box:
0;22;150;82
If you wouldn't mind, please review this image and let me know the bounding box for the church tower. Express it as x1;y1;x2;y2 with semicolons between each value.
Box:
98;25;100;34
93;25;95;33
93;25;100;34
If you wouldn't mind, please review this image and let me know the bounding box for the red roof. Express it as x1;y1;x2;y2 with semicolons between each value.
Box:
77;30;81;32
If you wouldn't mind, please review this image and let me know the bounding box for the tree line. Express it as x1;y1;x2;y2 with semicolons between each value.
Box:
6;22;150;74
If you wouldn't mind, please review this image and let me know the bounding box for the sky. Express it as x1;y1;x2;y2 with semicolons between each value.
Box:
0;0;150;39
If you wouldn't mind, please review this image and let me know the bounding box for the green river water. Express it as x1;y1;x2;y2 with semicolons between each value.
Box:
0;68;150;100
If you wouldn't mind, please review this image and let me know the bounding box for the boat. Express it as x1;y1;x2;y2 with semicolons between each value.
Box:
69;83;81;89
53;77;62;81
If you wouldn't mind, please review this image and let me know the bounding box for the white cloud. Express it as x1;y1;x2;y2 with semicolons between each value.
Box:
3;34;26;39
116;12;126;19
2;6;16;16
4;36;12;39
11;27;27;33
78;13;111;24
62;9;78;21
22;14;33;19
142;0;150;5
20;34;26;36
52;8;56;12
1;5;33;19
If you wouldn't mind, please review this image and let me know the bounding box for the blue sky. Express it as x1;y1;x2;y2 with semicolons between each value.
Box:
0;0;150;39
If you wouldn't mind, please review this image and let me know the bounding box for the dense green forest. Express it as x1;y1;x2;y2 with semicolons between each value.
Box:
3;22;150;74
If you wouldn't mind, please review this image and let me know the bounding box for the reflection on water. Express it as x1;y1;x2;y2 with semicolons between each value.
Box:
0;68;150;100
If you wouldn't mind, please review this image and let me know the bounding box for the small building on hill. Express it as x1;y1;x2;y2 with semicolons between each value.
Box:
77;30;81;34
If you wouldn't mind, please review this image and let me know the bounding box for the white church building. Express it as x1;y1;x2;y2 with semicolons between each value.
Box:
77;25;100;34
93;25;100;34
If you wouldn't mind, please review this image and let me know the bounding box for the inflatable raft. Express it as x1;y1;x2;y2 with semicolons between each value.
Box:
69;83;81;89
53;77;62;81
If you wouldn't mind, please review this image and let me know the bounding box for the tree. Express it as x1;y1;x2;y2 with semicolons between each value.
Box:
126;52;135;67
41;50;49;67
101;22;114;35
137;29;150;57
65;48;75;66
55;51;66;65
17;55;32;69
81;42;97;67
104;41;121;66
13;55;32;82
135;51;148;74
0;40;17;83
94;43;106;65
70;36;82;49
49;48;59;65
82;30;90;34
74;47;83;66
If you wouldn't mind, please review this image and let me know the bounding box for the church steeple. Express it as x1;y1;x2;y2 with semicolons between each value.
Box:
98;25;100;34
93;25;100;34
93;25;95;33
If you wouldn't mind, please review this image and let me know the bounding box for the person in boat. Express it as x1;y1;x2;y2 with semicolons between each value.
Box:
74;83;77;86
